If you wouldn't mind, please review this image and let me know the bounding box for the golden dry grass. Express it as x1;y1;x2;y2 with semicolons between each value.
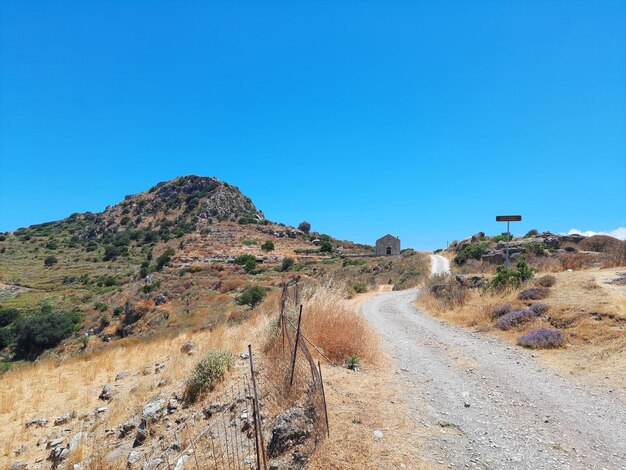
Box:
0;306;275;467
298;282;381;365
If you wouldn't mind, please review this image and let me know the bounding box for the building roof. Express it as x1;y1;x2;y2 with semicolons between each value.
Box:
376;234;400;242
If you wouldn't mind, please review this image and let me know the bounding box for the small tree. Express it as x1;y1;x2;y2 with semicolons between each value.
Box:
298;221;311;234
155;247;175;271
281;257;295;272
319;240;333;253
44;256;58;267
235;286;267;309
234;254;257;273
261;240;275;252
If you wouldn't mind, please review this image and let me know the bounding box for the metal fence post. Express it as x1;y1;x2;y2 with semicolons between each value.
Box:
290;305;303;387
318;361;330;437
248;345;268;470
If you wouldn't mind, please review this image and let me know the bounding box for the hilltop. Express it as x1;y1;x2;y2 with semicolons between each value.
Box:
0;176;429;363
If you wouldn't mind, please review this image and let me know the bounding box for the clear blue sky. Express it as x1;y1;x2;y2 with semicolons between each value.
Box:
1;1;625;250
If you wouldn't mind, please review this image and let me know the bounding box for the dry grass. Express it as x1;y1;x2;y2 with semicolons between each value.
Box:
309;362;434;469
0;307;274;467
298;282;381;365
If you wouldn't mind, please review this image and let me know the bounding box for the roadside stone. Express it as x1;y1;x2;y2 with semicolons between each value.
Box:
115;371;129;381
53;413;72;426
154;363;165;373
180;340;196;355
47;438;64;449
167;398;179;412
69;432;89;450
373;429;384;438
239;352;250;360
10;461;28;470
14;445;28;455
128;450;141;466
142;398;165;422
99;383;113;401
25;417;47;428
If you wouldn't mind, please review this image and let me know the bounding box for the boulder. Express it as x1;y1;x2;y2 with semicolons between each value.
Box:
99;384;113;401
128;450;141;466
115;371;129;381
180;341;195;354
10;462;28;470
154;293;168;305
53;413;72;426
267;407;313;458
142;398;165;422
69;432;89;450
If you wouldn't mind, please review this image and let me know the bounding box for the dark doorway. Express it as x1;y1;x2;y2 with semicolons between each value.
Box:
386;246;392;255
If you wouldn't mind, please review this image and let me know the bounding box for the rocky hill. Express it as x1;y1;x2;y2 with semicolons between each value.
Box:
0;176;428;366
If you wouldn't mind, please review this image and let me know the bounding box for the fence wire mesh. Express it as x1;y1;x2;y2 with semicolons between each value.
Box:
144;277;329;470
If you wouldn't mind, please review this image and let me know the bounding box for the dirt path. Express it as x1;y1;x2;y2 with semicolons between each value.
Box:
360;288;626;469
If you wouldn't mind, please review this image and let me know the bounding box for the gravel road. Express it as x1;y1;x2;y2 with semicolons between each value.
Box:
360;256;626;470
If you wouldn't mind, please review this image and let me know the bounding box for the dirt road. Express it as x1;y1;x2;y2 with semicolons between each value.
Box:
360;285;626;469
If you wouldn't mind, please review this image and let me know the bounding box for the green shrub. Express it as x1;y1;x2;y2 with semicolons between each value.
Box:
155;247;175;271
346;355;360;370
353;283;368;293
94;302;108;312
0;328;11;349
434;249;443;254
319;240;333;253
0;307;19;327
298;221;311;234
281;257;295;272
261;240;275;252
490;256;536;290
45;240;59;250
453;242;488;265
184;350;234;403
524;229;539;238
0;234;6;242
523;242;545;255
86;241;98;252
243;239;257;246
11;310;82;359
342;258;366;267
492;233;513;243
235;286;267;309
44;255;58;267
234;254;257;273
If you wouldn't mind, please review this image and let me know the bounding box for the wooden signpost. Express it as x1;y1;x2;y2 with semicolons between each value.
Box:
496;215;522;269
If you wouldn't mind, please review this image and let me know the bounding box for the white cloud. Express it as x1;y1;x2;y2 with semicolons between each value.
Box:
565;227;626;240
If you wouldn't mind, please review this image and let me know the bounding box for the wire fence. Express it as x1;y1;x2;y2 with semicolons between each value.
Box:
135;277;330;470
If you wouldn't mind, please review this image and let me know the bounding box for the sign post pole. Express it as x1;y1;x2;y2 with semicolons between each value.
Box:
496;215;522;270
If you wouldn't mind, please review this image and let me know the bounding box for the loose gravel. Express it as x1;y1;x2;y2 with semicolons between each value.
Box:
360;287;626;470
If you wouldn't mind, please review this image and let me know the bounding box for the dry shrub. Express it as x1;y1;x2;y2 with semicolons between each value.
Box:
561;253;596;270
535;274;556;288
421;274;468;310
297;282;380;364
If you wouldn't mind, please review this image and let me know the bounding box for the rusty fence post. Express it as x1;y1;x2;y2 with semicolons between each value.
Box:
248;345;268;470
289;305;303;387
318;361;330;438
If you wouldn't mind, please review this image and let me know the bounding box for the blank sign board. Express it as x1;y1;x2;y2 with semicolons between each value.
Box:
496;215;522;222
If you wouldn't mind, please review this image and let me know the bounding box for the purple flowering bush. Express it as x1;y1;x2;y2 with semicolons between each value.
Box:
496;309;536;330
528;303;549;315
491;304;513;319
517;328;564;349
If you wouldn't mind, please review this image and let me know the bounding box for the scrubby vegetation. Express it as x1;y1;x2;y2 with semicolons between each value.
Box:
489;257;535;290
517;328;564;349
11;308;82;359
235;286;267;309
184;350;234;403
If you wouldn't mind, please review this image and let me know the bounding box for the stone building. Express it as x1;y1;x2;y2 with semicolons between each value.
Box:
375;234;401;256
